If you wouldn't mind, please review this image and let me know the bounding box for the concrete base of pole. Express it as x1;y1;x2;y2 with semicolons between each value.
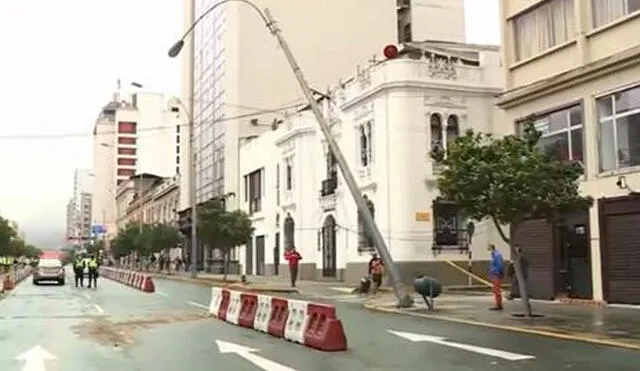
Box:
396;294;414;308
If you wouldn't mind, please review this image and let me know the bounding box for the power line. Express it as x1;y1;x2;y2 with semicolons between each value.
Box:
0;102;303;141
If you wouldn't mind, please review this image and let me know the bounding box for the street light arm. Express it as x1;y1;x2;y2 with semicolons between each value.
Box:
170;0;270;57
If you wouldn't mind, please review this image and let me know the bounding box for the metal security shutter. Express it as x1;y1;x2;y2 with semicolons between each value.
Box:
512;219;555;300
602;208;640;304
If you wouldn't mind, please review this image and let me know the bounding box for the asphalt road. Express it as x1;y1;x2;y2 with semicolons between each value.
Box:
0;272;638;371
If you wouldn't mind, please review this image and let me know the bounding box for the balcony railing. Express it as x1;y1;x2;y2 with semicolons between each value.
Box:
320;176;338;197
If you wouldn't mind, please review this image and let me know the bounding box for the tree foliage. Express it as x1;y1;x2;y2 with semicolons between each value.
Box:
197;198;253;257
432;122;593;316
433;122;592;241
0;216;41;257
111;222;181;258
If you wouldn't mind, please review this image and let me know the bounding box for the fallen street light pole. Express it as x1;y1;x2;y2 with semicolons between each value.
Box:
168;0;412;307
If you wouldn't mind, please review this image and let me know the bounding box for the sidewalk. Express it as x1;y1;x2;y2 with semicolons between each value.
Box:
364;292;640;350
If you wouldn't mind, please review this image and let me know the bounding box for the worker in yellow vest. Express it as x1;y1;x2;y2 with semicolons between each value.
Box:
74;257;85;287
87;255;99;288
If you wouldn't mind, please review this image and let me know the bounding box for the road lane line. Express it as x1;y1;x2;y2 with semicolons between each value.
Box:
187;301;209;310
155;291;168;297
93;304;105;314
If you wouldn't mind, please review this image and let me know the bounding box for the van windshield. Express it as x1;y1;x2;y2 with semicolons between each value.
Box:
38;259;62;268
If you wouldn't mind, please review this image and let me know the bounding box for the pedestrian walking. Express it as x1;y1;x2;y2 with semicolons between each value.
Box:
487;244;505;311
284;247;302;287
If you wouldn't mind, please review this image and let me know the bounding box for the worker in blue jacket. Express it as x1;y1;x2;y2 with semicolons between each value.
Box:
487;244;505;311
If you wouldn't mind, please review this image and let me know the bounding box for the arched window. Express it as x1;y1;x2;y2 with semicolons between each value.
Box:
359;125;369;166
430;113;443;155
446;115;460;147
284;213;295;249
357;195;376;253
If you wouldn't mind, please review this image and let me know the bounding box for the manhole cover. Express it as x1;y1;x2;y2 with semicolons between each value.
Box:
510;313;546;318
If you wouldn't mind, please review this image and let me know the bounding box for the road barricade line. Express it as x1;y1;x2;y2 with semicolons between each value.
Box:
2;266;33;292
98;267;155;293
208;287;348;352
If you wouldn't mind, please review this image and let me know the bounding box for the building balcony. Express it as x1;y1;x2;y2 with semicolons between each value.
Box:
320;176;337;197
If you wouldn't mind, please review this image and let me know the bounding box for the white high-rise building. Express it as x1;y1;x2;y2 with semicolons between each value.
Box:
178;0;467;213
92;91;181;240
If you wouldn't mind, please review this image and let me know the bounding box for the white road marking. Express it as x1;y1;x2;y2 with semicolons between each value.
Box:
93;304;104;314
187;301;209;310
15;345;56;371
155;291;168;297
388;330;536;361
216;340;297;371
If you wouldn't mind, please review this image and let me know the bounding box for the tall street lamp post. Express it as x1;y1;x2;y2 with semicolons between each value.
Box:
168;0;412;306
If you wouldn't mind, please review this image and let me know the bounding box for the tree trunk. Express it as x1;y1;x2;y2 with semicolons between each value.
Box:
222;248;230;281
511;243;533;316
493;218;534;317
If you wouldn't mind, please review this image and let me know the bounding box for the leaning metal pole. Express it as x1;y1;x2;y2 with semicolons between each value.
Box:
262;9;412;307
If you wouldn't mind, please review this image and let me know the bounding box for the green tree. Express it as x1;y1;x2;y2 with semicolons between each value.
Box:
0;216;17;256
22;244;42;258
111;222;141;259
432;122;592;316
147;223;181;255
198;198;253;279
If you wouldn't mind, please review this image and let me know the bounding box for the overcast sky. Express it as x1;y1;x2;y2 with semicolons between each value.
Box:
0;0;499;249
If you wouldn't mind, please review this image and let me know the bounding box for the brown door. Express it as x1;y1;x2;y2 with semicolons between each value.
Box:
512;219;556;300
601;197;640;304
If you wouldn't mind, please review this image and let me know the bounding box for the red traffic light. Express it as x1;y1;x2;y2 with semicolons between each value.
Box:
383;44;399;59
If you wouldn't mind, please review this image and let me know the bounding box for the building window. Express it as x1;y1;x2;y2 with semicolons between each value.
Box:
359;121;373;167
357;195;376;253
285;157;294;190
592;0;640;28
118;121;137;134
526;105;584;164
276;163;280;206
284;213;295;249
430;113;460;161
117;179;125;185
597;85;640;172
245;168;263;214
513;0;575;61
118;147;136;155
118;137;136;145
117;158;136;166
117;168;135;177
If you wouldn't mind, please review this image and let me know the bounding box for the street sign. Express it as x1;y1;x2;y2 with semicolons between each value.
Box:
91;224;106;236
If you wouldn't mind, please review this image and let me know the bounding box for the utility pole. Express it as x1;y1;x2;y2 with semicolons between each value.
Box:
168;1;412;306
261;10;412;307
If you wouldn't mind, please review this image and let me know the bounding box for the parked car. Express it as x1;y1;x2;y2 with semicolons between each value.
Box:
33;258;65;285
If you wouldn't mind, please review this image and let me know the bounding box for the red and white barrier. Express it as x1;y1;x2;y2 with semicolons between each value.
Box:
2;266;33;292
98;267;155;293
208;287;347;352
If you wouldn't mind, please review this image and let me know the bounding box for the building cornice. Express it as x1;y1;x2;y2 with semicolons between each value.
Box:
497;44;640;109
274;127;315;146
340;80;501;111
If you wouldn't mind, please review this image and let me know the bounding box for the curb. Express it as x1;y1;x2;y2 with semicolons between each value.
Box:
557;298;606;307
152;273;299;293
363;303;640;351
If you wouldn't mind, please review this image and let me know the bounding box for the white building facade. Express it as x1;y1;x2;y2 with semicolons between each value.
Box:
179;0;468;212
92;91;181;240
238;43;508;284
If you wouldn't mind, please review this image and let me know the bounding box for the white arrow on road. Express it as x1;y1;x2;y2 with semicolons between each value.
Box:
388;330;535;361
216;340;297;371
15;345;57;371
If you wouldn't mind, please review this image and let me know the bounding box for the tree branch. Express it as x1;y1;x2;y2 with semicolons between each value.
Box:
491;217;510;244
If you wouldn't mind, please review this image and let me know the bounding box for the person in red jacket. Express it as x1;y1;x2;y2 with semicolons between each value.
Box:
284;247;302;287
